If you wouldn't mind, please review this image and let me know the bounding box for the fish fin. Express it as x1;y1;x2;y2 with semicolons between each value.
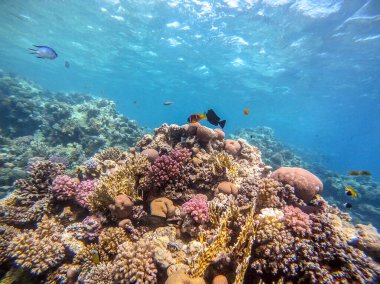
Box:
28;48;37;51
218;120;226;128
36;56;44;59
33;45;44;48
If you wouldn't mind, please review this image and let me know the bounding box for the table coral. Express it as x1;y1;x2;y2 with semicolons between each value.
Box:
8;216;65;275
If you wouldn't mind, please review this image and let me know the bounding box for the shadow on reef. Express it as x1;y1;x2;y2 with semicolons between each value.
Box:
0;71;146;195
0;123;379;283
233;127;380;230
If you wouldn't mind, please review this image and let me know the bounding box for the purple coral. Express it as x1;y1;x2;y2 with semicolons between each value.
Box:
169;148;191;163
182;194;209;224
283;205;312;237
84;158;99;172
149;155;181;187
52;175;79;200
81;213;106;241
148;148;191;188
75;179;97;209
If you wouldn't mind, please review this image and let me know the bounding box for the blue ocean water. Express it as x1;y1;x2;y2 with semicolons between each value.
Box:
0;0;379;180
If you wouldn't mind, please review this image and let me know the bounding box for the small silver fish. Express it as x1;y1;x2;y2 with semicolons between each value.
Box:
163;101;174;106
28;45;58;59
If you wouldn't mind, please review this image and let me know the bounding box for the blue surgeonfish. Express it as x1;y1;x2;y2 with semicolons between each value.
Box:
29;45;58;59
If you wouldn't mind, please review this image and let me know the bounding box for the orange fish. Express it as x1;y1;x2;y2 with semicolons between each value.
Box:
244;108;249;115
187;113;206;123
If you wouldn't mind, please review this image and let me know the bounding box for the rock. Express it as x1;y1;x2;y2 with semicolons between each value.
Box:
271;167;323;202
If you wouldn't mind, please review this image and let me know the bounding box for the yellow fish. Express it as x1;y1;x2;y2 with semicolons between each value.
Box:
90;250;100;264
345;186;358;198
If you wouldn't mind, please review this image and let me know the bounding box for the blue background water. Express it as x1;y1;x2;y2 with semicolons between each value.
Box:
0;0;379;179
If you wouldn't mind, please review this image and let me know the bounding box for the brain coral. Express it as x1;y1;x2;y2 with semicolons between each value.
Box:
271;167;323;202
113;238;158;283
8;216;65;275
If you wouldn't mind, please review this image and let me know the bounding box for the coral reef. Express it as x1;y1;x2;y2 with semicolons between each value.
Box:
0;71;146;191
0;122;379;283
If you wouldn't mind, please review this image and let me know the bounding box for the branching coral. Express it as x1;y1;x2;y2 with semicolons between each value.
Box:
182;194;209;224
113;237;158;283
208;151;239;181
0;160;64;225
0;224;20;265
7;216;65;275
89;155;149;213
79;261;115;284
283;205;312;237
98;227;129;259
95;147;125;162
52;175;79;200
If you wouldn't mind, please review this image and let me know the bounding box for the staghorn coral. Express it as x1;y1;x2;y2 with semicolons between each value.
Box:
113;237;158;283
7;216;65;275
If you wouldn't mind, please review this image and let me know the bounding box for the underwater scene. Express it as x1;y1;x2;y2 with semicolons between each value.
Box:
0;0;379;283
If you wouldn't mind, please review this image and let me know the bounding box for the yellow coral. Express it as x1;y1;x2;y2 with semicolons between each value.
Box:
189;208;232;278
89;155;150;212
98;227;129;258
209;151;239;181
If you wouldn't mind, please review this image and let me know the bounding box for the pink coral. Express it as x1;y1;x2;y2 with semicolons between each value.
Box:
283;205;312;237
51;175;79;200
148;148;191;188
170;148;192;163
149;155;181;188
271;167;323;202
75;179;97;209
181;194;209;224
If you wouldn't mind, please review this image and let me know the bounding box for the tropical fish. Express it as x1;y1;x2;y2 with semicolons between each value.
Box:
344;202;352;209
244;108;249;115
348;170;371;176
205;109;226;128
345;186;358;198
163;101;174;106
90;250;100;264
187;113;206;124
28;45;58;59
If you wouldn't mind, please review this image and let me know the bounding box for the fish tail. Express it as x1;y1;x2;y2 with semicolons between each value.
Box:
218;120;226;128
